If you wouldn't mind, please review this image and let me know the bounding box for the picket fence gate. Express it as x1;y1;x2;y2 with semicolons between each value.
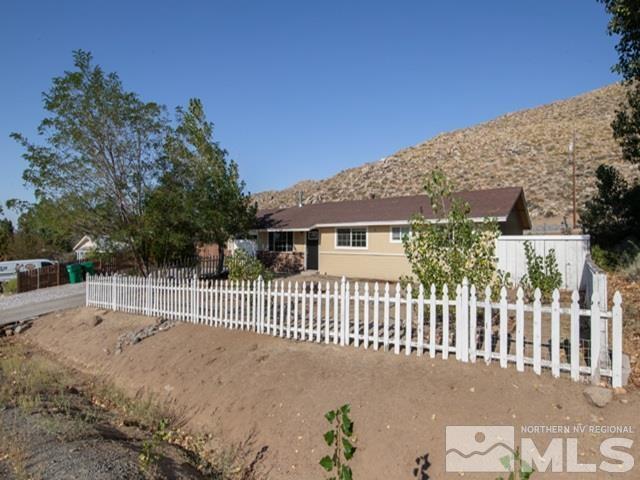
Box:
86;275;625;388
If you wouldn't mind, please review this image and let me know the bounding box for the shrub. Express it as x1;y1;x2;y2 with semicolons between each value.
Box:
1;278;17;295
227;249;272;282
402;169;500;293
520;241;562;301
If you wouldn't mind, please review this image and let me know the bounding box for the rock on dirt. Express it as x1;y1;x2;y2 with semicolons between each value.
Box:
584;386;613;408
92;315;104;327
0;319;33;337
115;317;177;354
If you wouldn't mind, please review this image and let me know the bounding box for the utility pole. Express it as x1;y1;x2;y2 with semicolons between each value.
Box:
569;132;577;230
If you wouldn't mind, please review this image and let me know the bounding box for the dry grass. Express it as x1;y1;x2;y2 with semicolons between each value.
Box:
0;339;266;480
254;84;639;225
0;425;32;480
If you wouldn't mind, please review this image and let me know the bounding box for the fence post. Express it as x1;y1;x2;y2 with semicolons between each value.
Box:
612;292;623;388
145;276;152;316
551;289;561;378
460;279;469;363
516;287;525;372
455;284;462;360
469;284;477;363
590;292;601;385
442;284;450;359
570;290;581;382
533;288;542;375
393;283;401;354
483;286;492;365
112;275;117;311
499;287;508;368
340;277;347;346
85;274;89;307
405;284;412;356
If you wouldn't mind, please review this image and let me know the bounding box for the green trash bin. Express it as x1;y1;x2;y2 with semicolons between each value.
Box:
66;263;84;284
80;261;95;276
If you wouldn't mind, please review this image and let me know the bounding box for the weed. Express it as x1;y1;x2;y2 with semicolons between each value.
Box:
496;448;534;480
138;418;170;473
320;404;356;480
520;241;562;301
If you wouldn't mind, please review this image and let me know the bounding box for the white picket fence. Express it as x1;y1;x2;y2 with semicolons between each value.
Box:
86;275;625;388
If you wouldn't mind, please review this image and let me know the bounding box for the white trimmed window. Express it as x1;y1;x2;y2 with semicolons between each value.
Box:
390;226;411;243
336;228;367;248
268;231;293;252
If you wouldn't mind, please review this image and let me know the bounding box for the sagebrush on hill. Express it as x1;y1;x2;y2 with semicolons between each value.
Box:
255;84;639;224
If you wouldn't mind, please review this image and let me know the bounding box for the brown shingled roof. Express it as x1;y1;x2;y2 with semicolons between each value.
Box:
256;187;530;230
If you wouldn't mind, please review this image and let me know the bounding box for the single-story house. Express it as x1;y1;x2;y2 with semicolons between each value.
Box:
73;235;101;260
72;235;125;260
254;187;531;280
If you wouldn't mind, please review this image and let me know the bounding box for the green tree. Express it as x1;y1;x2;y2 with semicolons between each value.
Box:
581;2;640;252
580;164;640;248
600;0;640;165
402;170;501;292
11;50;168;274
163;98;256;272
0;206;14;261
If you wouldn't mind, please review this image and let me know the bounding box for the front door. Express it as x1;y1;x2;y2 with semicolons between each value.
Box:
306;230;319;270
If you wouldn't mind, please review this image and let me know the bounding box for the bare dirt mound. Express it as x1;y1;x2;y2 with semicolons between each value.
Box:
26;308;639;479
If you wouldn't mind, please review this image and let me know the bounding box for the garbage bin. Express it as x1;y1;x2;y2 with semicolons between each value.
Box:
80;261;95;276
66;263;84;284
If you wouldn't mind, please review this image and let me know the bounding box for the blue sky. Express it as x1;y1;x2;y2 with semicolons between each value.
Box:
0;1;619;222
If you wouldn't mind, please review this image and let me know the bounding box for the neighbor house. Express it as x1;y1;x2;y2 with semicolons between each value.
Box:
254;187;531;280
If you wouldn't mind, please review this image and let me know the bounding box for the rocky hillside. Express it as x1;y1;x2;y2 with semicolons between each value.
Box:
254;84;638;225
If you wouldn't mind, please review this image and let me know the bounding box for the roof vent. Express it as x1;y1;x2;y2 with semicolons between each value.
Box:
297;191;304;208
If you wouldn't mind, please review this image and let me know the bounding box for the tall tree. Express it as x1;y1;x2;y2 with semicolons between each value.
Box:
11;50;168;274
600;0;640;165
581;1;640;253
0;206;14;261
163;99;257;271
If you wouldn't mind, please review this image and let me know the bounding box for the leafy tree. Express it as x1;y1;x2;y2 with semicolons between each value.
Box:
12;50;168;274
581;2;640;256
600;0;640;165
402;170;501;292
0;206;14;261
580;164;640;248
163;98;256;272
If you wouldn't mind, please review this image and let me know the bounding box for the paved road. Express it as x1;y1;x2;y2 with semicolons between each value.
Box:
0;291;85;325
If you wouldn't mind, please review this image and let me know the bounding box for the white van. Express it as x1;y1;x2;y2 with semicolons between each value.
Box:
0;259;56;283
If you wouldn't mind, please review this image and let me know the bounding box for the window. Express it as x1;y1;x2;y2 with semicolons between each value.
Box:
336;228;367;248
390;226;411;243
268;231;293;252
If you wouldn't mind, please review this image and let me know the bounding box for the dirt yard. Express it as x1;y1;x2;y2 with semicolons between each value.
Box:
23;307;640;479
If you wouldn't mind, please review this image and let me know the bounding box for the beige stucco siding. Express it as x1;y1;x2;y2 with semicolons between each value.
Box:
317;226;411;281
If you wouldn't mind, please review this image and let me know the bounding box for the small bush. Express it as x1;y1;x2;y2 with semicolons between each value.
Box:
2;278;17;294
520;241;562;301
623;253;640;282
227;250;273;282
